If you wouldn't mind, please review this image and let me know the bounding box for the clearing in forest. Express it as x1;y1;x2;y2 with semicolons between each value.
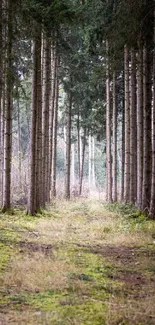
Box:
0;199;155;325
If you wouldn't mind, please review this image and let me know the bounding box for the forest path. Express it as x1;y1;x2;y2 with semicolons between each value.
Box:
0;199;155;325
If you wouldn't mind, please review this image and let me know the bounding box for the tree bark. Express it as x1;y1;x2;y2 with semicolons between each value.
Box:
106;40;112;202
79;126;86;196
137;46;143;208
42;36;51;205
142;47;152;211
150;12;155;217
130;48;137;203
124;45;130;202
88;133;92;191
27;25;40;215
65;92;72;199
49;44;56;197
2;0;13;211
51;56;59;198
112;72;117;201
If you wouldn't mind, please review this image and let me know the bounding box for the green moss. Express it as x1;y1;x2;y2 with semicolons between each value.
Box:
0;242;12;271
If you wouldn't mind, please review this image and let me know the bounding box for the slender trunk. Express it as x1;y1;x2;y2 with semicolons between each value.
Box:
137;46;143;208
77;110;81;181
150;12;155;217
49;44;56;195
142;47;152;211
2;0;13;211
0;0;2;206
71;142;75;187
51;56;59;198
88;133;92;191
92;136;95;188
79;127;86;196
36;28;42;210
65;93;72;199
112;72;117;201
130;48;137;203
17;95;22;188
42;36;51;205
121;81;125;201
106;40;112;201
27;26;39;215
124;45;130;202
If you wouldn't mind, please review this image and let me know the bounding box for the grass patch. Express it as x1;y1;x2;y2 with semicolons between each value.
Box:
0;199;155;324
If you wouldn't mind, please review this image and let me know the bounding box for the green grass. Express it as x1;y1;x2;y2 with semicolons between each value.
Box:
0;199;155;325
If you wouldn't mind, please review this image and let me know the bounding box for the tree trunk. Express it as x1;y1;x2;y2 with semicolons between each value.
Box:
124;45;130;202
92;136;96;188
17;95;22;188
77;110;81;182
142;47;152;211
137;46;143;208
112;72;117;201
79;127;86;196
0;0;2;206
2;0;13;211
49;44;56;197
120;79;125;201
130;48;137;203
65;92;72;199
36;29;42;210
42;36;51;205
51;56;59;198
150;12;155;217
27;26;40;215
88;133;92;191
106;40;112;202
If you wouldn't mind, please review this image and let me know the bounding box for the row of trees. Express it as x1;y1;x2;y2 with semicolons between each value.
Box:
0;0;155;217
105;1;155;216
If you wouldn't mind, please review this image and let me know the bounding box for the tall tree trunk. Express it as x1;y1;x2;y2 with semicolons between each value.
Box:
27;25;40;215
124;45;130;202
106;40;112;201
112;72;117;201
142;47;152;211
77;110;81;182
65;92;72;199
137;46;143;208
71;142;75;187
150;12;155;217
51;56;59;198
0;0;2;206
2;0;13;211
49;44;56;196
120;82;125;201
36;29;42;210
42;36;51;205
130;48;137;203
88;133;92;191
17;95;22;188
79;126;86;196
92;136;96;188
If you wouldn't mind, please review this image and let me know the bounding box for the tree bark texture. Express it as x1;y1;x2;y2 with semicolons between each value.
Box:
65;92;72;199
112;72;117;201
2;0;13;211
106;40;112;202
130;48;137;203
142;47;152;211
137;46;143;208
124;45;130;202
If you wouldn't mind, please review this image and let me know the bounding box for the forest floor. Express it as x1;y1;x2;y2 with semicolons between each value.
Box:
0;199;155;325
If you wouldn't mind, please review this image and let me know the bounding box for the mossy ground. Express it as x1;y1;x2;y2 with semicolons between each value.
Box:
0;199;155;324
